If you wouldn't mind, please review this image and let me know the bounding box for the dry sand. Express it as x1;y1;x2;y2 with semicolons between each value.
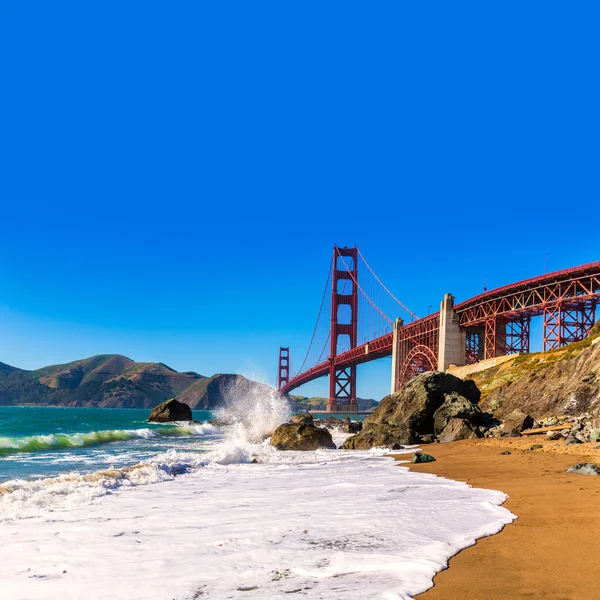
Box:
394;437;600;600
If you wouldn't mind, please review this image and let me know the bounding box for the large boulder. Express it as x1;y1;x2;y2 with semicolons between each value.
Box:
438;418;481;443
341;423;419;449
433;392;482;435
366;371;480;435
503;410;534;433
340;372;487;450
148;398;193;422
270;423;336;451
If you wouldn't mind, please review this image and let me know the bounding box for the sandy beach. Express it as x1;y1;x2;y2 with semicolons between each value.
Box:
395;438;600;600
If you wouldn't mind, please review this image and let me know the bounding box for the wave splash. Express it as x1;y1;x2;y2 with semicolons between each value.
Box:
0;423;219;456
1;386;293;521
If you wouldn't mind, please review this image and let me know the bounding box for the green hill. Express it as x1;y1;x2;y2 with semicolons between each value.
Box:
0;354;237;409
290;395;378;412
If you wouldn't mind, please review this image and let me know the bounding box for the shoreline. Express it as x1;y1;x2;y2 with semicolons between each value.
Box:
394;437;600;599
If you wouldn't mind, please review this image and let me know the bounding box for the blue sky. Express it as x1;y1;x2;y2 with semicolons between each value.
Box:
0;2;598;401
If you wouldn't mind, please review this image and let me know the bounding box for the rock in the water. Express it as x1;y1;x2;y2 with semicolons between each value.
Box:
341;423;419;449
503;410;534;433
337;417;363;434
438;418;481;443
433;393;482;435
270;423;336;451
148;399;192;422
412;452;436;463
289;414;314;425
565;463;600;475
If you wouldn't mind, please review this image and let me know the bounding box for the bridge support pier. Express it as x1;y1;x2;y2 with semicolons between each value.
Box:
437;294;466;371
390;318;404;394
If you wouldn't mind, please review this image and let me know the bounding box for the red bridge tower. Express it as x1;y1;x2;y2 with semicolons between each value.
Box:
328;246;358;412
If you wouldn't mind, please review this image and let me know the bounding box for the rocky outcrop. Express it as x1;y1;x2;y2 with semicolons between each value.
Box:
342;372;486;449
433;392;482;435
437;418;481;443
270;423;336;451
148;398;193;422
472;324;600;419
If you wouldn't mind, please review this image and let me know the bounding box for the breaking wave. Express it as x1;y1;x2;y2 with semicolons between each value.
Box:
0;423;219;456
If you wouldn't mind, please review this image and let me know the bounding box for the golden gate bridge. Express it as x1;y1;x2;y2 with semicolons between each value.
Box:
277;246;600;412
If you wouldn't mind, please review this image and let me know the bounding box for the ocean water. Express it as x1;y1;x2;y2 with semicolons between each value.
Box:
0;395;515;600
0;406;216;483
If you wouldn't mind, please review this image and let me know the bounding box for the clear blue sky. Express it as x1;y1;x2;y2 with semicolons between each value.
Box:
0;2;598;401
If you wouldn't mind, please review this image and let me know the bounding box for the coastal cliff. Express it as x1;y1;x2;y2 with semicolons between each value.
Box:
471;322;600;419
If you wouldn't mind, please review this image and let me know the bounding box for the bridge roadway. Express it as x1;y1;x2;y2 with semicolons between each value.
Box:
281;259;600;396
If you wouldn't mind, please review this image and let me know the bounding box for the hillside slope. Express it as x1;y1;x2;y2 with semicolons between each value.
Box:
0;354;272;410
470;323;600;419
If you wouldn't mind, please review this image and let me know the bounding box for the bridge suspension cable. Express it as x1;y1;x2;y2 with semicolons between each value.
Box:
356;248;419;321
296;256;333;376
335;248;394;326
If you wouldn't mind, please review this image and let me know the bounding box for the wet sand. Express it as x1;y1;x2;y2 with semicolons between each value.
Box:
394;438;600;600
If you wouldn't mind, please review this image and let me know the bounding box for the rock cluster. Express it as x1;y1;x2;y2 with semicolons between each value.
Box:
341;372;495;449
485;412;600;443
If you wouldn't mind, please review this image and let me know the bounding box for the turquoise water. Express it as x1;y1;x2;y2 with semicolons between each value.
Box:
0;406;216;483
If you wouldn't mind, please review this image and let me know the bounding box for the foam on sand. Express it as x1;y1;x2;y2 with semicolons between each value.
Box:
0;444;515;599
0;392;515;599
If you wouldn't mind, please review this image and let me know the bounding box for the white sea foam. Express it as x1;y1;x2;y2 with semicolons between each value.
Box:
0;444;515;600
0;391;516;599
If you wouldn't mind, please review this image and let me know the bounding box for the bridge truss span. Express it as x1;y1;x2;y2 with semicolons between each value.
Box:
278;249;600;411
455;260;600;356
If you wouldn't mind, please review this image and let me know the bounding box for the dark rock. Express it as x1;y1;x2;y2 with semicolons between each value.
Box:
546;430;562;441
503;410;534;433
565;463;600;475
337;417;363;434
565;435;583;445
412;452;436;463
365;371;480;435
433;393;481;435
341;423;419;449
529;444;543;450
501;451;511;455
438;418;481;443
419;434;437;444
270;423;336;451
148;399;192;423
289;414;314;425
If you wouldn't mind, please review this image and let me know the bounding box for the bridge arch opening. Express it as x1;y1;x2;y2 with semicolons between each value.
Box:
399;345;437;385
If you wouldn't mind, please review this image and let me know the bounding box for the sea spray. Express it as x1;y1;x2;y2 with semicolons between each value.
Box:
214;378;291;444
